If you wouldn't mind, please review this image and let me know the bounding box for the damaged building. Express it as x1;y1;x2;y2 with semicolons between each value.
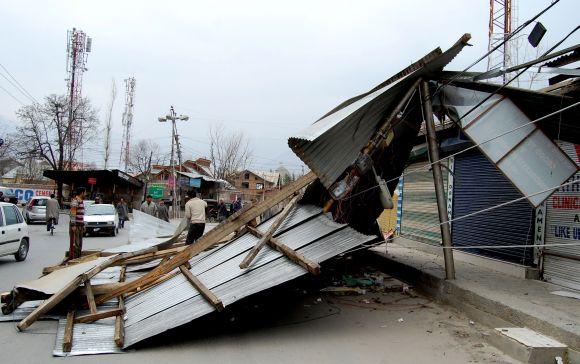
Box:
1;33;579;357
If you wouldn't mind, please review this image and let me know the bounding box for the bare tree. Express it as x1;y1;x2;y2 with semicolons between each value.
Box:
19;156;46;182
129;140;167;195
14;94;99;201
208;124;252;181
0;132;17;176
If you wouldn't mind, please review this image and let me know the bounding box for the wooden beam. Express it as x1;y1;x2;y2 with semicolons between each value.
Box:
84;280;97;314
179;265;224;311
94;172;317;304
267;237;321;275
16;247;158;331
74;308;124;324
114;266;126;348
239;193;301;269
62;310;75;353
246;226;321;275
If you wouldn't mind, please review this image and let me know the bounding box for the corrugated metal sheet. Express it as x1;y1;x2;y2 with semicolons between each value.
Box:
400;160;448;245
543;141;580;290
53;318;123;357
124;223;373;347
452;151;534;265
52;204;374;355
288;35;471;189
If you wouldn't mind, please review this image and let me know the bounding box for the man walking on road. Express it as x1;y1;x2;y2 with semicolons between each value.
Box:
157;200;170;222
69;187;86;260
185;190;207;245
117;197;129;228
45;193;60;231
140;195;158;217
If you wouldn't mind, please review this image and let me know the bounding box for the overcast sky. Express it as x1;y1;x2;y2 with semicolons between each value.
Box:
1;0;577;174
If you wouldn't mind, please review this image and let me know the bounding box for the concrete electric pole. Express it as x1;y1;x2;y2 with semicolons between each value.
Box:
158;106;189;219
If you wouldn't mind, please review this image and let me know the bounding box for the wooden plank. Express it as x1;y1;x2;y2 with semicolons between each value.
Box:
74;308;124;324
246;226;321;275
84;280;97;314
239;193;301;269
114;265;126;348
94;172;317;304
16;246;158;331
179;265;224;311
267;237;321;275
62;310;75;353
114;296;125;347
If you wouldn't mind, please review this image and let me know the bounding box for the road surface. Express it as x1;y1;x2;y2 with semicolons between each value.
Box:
0;220;518;363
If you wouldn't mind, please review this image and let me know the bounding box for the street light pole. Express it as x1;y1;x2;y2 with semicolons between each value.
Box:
158;106;189;219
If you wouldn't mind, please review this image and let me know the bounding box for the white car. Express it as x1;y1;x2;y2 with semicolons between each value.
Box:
84;204;119;237
24;196;50;224
0;202;30;261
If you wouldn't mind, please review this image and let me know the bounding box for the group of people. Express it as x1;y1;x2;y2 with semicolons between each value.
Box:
139;195;170;222
60;187;237;261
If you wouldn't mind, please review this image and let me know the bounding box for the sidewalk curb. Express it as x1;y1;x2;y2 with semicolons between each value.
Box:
368;249;580;362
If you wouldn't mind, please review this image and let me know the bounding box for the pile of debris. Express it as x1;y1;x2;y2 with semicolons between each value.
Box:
1;173;378;356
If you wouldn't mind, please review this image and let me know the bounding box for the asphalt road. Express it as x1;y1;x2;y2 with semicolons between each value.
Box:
0;220;519;363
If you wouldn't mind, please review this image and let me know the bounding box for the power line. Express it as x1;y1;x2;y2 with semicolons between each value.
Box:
0;83;25;105
0;62;38;104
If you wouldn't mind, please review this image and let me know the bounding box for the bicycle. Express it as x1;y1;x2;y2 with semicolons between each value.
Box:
47;217;57;236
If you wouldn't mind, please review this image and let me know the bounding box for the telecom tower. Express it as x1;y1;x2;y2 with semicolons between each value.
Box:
65;28;92;169
487;0;517;82
120;77;136;171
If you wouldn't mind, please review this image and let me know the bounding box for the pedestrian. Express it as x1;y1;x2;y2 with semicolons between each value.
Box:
69;187;86;260
233;197;242;212
140;195;158;216
184;190;207;245
217;198;229;221
157;200;170;222
95;196;102;204
45;193;60;231
117;197;129;228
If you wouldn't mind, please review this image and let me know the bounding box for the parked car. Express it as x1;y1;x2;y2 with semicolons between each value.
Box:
24;196;50;224
0;187;18;205
84;204;119;237
0;202;30;261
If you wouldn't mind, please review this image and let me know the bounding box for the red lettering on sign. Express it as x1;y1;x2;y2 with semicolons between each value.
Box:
553;196;580;209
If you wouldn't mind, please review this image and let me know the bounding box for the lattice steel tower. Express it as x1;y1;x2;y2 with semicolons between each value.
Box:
487;0;517;82
120;77;136;171
65;28;92;169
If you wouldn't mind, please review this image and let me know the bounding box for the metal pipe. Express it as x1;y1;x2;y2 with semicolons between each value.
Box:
421;80;456;280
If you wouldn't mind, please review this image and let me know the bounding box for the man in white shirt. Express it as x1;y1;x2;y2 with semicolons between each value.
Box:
184;190;207;245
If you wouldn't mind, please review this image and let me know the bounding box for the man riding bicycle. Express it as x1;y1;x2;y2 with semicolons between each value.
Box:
45;193;60;232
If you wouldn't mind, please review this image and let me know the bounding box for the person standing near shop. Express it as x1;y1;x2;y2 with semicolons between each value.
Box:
69;187;86;260
184;190;207;245
140;195;158;216
117;197;129;228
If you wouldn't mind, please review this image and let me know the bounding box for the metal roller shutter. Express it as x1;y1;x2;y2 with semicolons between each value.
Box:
542;142;580;290
400;160;448;245
452;151;534;265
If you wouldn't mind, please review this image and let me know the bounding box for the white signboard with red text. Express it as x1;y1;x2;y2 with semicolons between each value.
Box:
542;142;580;290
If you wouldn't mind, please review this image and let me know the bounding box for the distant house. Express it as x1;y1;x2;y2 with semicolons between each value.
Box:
230;170;280;202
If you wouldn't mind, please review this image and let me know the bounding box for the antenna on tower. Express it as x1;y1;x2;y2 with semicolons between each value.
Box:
487;0;516;83
120;77;136;172
65;28;92;169
103;79;117;169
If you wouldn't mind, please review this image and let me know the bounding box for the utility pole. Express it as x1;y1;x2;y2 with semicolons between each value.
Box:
421;80;455;280
487;0;516;83
158;106;189;219
120;77;136;171
103;79;116;169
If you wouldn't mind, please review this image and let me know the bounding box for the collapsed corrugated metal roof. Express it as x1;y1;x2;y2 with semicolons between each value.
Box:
288;34;471;191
